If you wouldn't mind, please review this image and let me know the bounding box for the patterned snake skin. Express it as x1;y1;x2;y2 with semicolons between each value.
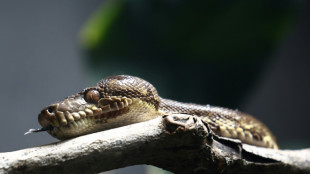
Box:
37;75;278;149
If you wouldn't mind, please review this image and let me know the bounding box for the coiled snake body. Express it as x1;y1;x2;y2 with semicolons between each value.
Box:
38;75;278;149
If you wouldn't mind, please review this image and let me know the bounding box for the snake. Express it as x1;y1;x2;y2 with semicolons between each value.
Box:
32;75;278;149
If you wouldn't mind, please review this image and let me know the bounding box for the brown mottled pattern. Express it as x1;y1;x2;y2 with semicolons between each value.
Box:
38;75;278;149
159;98;278;149
98;75;160;110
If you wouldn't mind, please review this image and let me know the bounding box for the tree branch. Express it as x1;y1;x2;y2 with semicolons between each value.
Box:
1;114;310;174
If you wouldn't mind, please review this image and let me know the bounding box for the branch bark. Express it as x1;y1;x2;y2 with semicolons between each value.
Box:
0;114;309;174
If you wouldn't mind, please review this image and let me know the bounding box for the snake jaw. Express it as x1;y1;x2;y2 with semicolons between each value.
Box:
38;94;135;140
98;96;132;111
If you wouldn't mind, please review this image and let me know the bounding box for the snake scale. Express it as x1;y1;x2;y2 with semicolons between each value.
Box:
36;75;278;149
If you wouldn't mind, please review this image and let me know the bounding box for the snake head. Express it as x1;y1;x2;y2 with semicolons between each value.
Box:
38;75;160;140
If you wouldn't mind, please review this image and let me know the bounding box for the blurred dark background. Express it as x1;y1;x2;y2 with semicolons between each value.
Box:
0;0;309;173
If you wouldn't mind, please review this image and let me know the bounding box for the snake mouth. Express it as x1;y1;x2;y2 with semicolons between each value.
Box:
38;96;133;139
38;104;104;128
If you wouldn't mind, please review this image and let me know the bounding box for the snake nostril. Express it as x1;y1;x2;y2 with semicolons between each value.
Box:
47;106;55;114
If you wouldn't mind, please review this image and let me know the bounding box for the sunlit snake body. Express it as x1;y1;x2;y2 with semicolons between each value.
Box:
38;75;278;149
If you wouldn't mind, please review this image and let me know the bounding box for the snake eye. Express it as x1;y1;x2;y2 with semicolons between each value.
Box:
84;89;101;103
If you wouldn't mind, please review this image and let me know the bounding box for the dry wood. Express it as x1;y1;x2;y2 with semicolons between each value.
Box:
0;114;309;174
